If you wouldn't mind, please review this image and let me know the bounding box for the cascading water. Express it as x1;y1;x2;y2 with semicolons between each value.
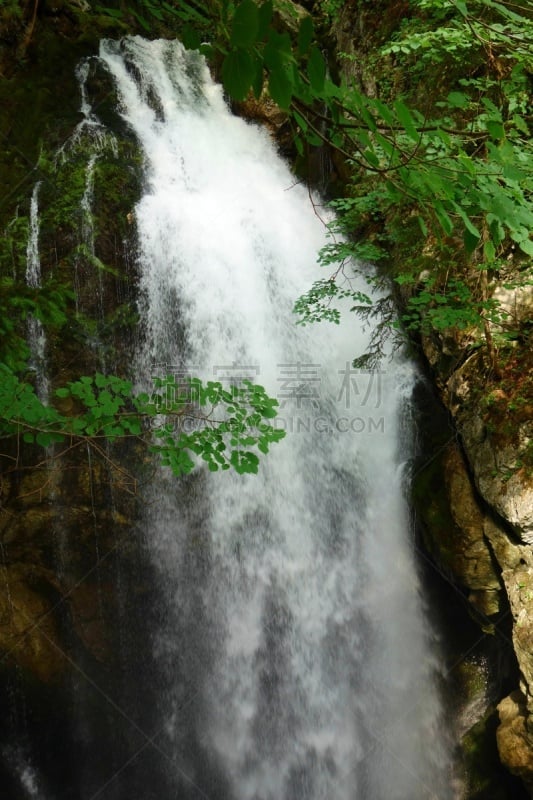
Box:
60;57;117;325
2;747;46;800
97;36;453;800
25;181;49;402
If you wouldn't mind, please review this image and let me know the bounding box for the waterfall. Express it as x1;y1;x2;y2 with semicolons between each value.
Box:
2;746;50;800
96;36;452;800
60;57;116;325
25;182;49;401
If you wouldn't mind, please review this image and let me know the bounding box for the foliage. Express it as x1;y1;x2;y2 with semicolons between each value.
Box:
92;0;215;45
0;277;71;371
397;274;501;333
0;367;284;476
195;0;532;363
147;376;283;475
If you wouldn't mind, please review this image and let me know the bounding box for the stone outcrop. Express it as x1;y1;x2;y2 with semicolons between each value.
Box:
0;562;65;682
448;359;533;546
497;692;533;794
419;314;533;793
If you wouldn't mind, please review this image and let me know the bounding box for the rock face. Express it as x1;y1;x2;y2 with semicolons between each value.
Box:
0;10;156;792
497;693;533;795
418;326;533;794
0;563;65;682
445;442;502;617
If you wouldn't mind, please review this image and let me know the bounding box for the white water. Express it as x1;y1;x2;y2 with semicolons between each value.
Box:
60;58;117;325
25;181;49;401
3;746;49;800
100;37;452;800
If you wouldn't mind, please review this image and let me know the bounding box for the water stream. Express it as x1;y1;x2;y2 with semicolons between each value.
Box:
25;181;49;402
97;37;453;800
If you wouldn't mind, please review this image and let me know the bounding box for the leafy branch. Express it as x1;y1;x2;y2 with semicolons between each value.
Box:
0;368;285;477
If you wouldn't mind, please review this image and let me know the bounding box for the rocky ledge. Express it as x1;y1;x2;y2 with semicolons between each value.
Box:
419;283;533;794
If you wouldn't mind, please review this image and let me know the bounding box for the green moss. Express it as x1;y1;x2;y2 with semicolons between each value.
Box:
0;22;144;382
0;213;30;275
412;446;459;571
462;709;513;799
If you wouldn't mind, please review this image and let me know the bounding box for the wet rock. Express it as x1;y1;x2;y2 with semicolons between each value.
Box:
414;439;502;617
444;444;502;615
68;582;112;662
460;412;533;545
0;563;65;682
497;692;533;793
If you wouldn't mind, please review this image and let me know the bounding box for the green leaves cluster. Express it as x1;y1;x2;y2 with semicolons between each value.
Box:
397;275;501;333
203;0;332;112
0;278;71;371
203;0;532;356
204;6;530;205
93;0;213;40
4;0;533;482
148;376;284;475
81;1;533;357
384;0;533;66
0;368;284;477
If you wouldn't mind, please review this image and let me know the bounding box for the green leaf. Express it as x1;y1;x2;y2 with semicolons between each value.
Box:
131;9;151;31
257;0;273;39
486;120;505;140
351;92;377;132
268;65;292;109
433;202;454;236
363;148;380;168
95;373;108;388
308;46;326;93
98;7;123;18
394;99;419;142
264;30;292;65
463;227;480;255
252;55;264;98
145;2;164;21
293;110;308;133
373;98;395;127
452;202;481;240
519;238;533;256
222;49;255;101
230;0;259;47
484;239;496;262
417;216;428;237
512;114;529;135
181;24;202;50
298;16;314;56
447;91;469;108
